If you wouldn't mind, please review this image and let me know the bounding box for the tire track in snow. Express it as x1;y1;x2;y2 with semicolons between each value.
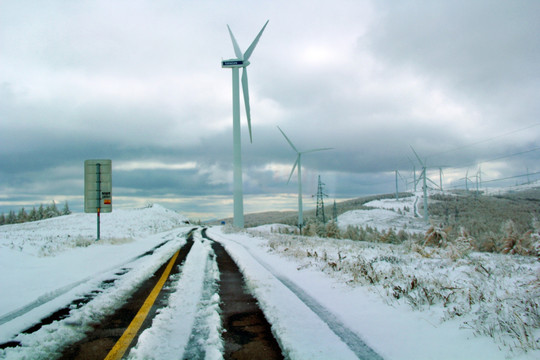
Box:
127;230;220;359
211;231;383;360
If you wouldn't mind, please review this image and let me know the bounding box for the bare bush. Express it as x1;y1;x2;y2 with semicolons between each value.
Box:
424;224;450;247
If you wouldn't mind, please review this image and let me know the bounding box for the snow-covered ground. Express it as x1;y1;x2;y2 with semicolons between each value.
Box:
337;195;428;234
1;202;538;359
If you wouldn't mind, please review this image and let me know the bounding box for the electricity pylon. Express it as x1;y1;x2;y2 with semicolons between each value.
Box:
315;175;328;223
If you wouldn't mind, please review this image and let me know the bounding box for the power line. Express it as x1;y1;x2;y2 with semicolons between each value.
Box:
480;171;540;184
392;122;540;171
447;170;540;189
442;146;540;170
426;122;540;161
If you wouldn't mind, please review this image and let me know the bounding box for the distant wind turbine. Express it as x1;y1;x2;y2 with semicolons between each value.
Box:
395;169;408;199
278;126;332;231
407;157;417;192
222;20;269;228
460;169;473;192
410;146;433;222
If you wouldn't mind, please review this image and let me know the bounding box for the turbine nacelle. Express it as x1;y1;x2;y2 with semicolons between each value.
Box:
221;59;250;68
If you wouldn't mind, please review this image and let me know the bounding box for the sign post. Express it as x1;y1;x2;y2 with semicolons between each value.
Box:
84;160;112;240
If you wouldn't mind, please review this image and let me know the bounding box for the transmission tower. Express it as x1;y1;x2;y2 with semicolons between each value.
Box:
315;175;328;223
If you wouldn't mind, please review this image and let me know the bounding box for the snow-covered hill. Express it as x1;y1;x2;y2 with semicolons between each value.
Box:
0;204;189;257
337;195;428;233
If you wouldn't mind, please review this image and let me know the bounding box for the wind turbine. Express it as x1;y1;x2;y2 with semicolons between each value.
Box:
395;169;408;199
278;126;332;231
410;146;436;222
460;169;473;192
222;20;269;228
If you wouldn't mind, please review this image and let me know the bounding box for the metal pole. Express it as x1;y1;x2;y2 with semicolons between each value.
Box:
439;168;443;191
297;155;303;230
395;170;398;200
231;67;244;228
423;167;428;221
96;163;101;240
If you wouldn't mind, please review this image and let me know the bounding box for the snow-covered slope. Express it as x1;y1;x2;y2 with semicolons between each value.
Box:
0;204;188;256
337;195;428;233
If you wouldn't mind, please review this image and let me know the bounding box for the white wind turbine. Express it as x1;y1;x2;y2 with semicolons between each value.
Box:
278;126;332;231
222;20;269;228
410;146;430;222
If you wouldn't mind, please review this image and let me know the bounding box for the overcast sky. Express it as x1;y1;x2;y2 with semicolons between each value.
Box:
1;0;539;220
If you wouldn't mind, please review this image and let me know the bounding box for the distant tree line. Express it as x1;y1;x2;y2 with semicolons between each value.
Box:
0;201;71;226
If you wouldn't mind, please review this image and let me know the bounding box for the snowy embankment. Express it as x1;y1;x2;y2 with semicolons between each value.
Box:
0;205;192;359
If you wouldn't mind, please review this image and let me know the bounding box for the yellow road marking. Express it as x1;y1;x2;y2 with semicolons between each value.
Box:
105;250;180;360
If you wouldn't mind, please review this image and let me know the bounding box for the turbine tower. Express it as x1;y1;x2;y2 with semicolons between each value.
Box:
410;146;429;222
278;126;332;231
222;20;269;228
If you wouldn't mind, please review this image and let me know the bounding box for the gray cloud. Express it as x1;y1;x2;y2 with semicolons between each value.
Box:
1;0;538;219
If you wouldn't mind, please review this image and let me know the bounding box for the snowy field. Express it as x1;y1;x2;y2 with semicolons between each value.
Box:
0;202;538;359
337;195;428;234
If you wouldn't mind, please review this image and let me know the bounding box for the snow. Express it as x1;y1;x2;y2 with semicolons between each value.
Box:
1;202;538;359
211;227;539;360
337;195;429;234
128;231;223;360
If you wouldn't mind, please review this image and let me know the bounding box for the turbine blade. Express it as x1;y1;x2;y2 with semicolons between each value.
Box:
227;25;243;59
288;157;299;184
427;177;439;188
242;68;252;143
244;20;269;61
277;126;299;153
302;147;333;154
410;146;424;166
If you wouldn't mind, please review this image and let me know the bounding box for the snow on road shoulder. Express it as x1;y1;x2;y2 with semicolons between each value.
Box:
1;230;187;360
208;227;360;360
0;205;190;316
212;226;539;360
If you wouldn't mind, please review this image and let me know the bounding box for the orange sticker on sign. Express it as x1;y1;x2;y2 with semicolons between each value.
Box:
104;199;111;205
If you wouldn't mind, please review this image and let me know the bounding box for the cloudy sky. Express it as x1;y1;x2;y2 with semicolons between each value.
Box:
1;0;539;220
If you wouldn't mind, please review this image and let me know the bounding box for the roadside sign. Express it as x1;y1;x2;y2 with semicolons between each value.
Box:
84;159;112;213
